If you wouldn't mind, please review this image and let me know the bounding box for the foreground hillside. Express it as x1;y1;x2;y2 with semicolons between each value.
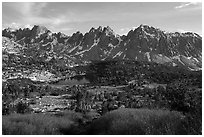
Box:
3;108;201;135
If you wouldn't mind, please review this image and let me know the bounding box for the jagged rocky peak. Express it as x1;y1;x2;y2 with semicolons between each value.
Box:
72;31;83;37
89;26;112;33
97;26;103;31
31;25;50;36
135;24;160;33
102;26;119;37
89;27;96;33
103;26;113;33
134;24;149;31
131;24;166;38
56;32;69;38
183;32;201;38
22;27;31;31
166;31;201;38
88;26;104;34
68;31;84;43
3;27;18;32
126;29;134;37
139;24;150;29
88;26;118;37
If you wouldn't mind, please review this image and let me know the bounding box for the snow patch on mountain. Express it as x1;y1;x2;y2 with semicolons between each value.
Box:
68;46;78;53
145;52;151;62
108;43;115;48
172;55;185;65
123;54;126;59
172;62;177;66
75;38;99;55
113;51;123;58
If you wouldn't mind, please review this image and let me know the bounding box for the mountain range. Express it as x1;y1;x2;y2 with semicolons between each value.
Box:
2;24;202;71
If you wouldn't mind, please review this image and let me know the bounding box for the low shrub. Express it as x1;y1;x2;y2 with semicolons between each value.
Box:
2;113;75;135
16;101;31;114
54;110;83;122
53;110;101;134
87;108;190;135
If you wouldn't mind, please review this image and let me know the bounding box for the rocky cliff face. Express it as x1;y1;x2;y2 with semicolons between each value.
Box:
2;24;202;70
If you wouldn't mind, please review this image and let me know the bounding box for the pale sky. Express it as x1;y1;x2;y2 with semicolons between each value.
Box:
2;2;202;36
